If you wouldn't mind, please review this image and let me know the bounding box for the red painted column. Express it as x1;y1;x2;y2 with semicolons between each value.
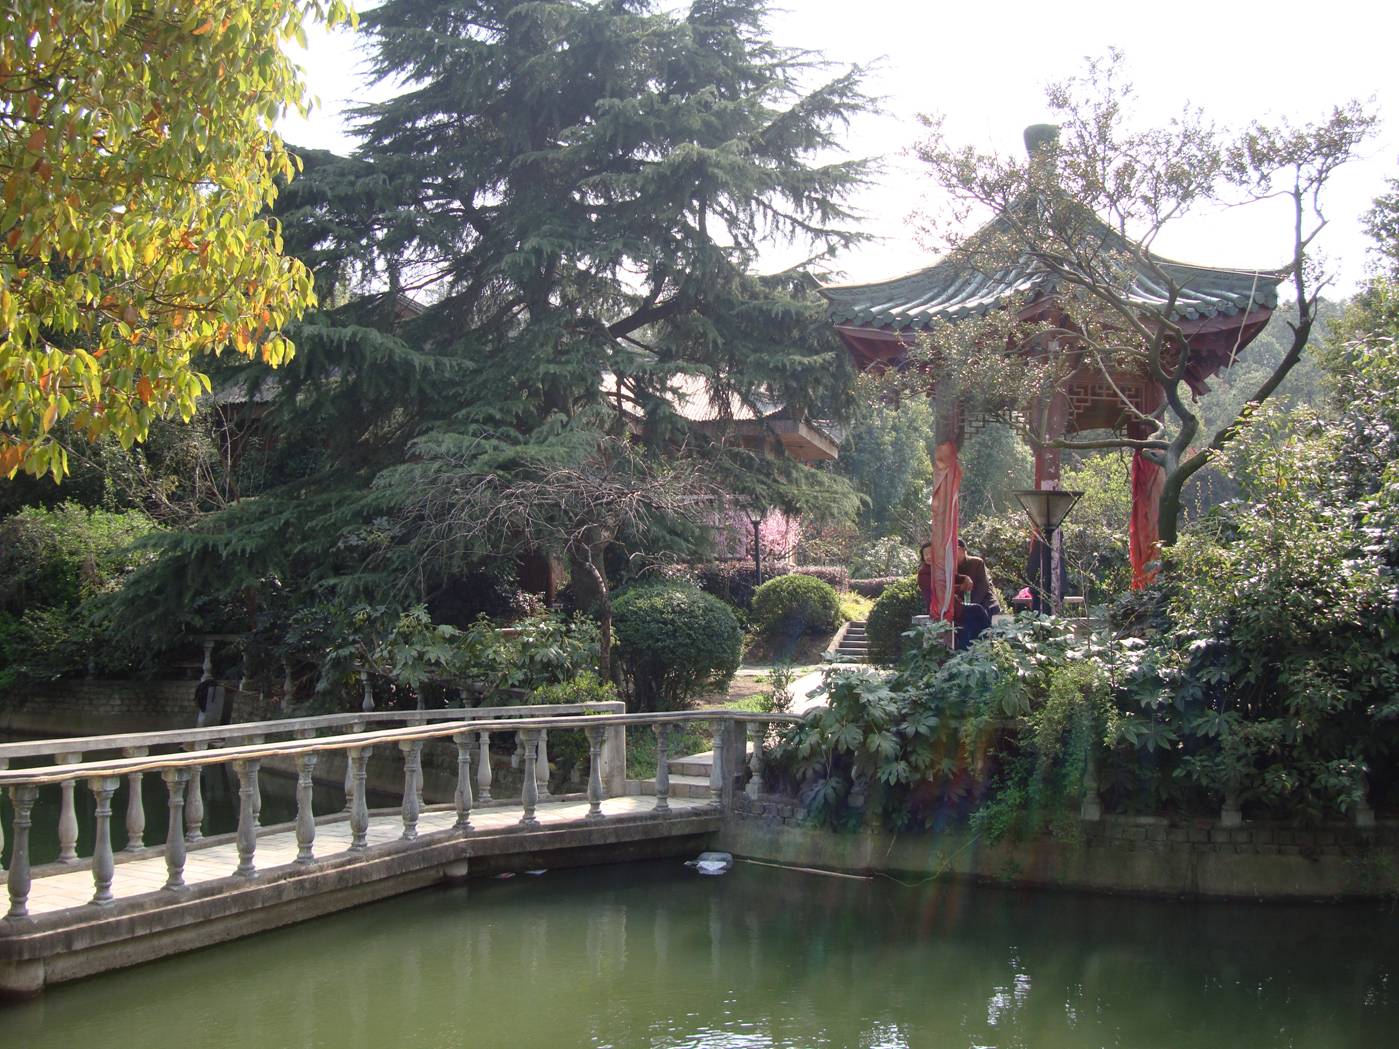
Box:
1127;386;1165;589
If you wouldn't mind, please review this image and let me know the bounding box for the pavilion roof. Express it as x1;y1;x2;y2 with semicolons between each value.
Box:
819;213;1286;332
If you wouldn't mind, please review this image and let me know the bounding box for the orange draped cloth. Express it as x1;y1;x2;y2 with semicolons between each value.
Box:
1129;450;1164;589
929;441;962;622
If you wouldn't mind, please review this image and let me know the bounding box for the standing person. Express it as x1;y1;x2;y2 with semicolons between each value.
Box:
957;538;1002;616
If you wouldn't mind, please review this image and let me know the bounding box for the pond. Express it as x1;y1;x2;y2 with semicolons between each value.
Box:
3;858;1396;1048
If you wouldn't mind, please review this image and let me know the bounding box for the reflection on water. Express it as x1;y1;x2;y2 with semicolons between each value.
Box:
3;859;1396;1048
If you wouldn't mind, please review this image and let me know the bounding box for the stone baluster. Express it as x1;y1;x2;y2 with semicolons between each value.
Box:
399;741;423;841
1080;750;1103;822
348;748;370;851
709;721;725;805
247;736;265;823
343;722;364;812
453;733;474;832
196;640;215;727
121;747;149;851
5;785;39;919
234;759;260;877
183;741;207;842
359;670;375;713
535;730;551;800
88;777;120;906
519;729;541;828
0;759;7;872
745;724;764;799
282;660;295;699
295;752;318;864
476;731;493;803
56;751;82;864
160;768;189;890
653;724;670;814
585;726;606;820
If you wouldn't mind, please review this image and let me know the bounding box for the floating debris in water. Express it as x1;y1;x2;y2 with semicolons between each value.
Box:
685;851;733;876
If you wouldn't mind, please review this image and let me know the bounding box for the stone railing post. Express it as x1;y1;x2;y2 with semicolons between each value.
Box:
585;726;606;821
295;752;318;864
247;736;265;823
56;751;82;864
476;731;493;803
160;768;189;890
234;759;260;877
348;748;370;851
360;670;375;713
399;740;423;841
88;776;120;906
519;729;541;828
122;747;149;851
602;722;627;798
653;724;670;814
1355;773;1377;828
453;732;474;832
183;741;207;842
5;785;39;919
1220;787;1242;829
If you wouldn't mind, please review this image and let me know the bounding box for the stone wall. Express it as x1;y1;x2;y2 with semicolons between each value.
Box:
719;793;1399;901
0;679;284;737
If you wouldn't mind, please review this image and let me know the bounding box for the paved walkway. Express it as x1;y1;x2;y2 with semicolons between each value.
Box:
22;795;711;917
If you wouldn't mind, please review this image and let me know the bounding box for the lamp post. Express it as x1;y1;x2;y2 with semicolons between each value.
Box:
1012;489;1082;615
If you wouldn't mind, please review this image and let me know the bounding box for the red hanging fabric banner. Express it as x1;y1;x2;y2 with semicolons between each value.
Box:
1129;450;1164;589
929;440;962;622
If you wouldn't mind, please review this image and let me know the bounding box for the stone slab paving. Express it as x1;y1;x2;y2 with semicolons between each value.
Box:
22;795;711;917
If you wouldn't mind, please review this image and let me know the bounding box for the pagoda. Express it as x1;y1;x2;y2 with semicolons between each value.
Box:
820;126;1285;619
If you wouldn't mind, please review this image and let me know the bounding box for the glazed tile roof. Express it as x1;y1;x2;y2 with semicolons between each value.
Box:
820;214;1285;331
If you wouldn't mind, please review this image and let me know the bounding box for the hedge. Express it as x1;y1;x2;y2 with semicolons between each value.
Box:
751;574;841;640
849;576;901;599
695;561;849;610
865;575;923;664
613;583;743;711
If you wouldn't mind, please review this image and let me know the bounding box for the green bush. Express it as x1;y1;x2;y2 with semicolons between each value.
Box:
865;575;922;664
529;671;618;707
750;573;840;641
613;584;742;711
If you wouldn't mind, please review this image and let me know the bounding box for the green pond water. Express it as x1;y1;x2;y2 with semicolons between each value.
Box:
3;858;1396;1048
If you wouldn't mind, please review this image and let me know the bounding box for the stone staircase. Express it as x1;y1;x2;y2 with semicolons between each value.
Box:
637;744;753;799
830;620;868;663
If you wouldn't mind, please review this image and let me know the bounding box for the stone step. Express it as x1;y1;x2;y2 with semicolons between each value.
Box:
638;774;712;799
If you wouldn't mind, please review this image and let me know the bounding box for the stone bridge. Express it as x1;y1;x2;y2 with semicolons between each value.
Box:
0;706;799;996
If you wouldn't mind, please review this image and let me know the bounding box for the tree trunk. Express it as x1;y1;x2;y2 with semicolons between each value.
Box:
569;548;613;682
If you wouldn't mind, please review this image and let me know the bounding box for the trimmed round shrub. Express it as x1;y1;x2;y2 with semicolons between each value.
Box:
865;575;922;664
750;573;840;641
613;584;743;712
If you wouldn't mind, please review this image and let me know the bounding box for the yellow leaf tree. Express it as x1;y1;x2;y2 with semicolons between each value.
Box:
0;0;355;479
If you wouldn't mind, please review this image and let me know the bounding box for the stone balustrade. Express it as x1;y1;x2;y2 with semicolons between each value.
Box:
0;710;804;923
0;701;626;866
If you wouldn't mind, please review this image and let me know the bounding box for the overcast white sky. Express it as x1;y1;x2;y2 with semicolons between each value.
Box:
281;0;1399;295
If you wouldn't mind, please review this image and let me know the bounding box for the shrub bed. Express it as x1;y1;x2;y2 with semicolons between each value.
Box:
865;575;922;664
751;574;841;641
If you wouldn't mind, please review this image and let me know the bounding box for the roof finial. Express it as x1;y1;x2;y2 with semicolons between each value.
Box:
1023;124;1060;158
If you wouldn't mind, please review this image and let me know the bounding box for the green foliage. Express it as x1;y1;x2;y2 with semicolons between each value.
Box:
0;503;157;686
865;575;921;664
1059;453;1133;601
613;584;742;712
751;574;840;641
529;671;618;708
837;398;934;542
847;536;918;579
103;0;873;644
1;0;355;479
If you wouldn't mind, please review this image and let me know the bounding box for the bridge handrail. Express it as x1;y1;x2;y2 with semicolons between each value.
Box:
0;709;804;785
0;701;628;763
0;708;804;922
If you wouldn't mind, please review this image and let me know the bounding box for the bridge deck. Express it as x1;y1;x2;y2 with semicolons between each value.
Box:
23;795;712;917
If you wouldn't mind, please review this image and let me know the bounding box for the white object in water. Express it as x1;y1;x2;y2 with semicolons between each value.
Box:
685;851;734;876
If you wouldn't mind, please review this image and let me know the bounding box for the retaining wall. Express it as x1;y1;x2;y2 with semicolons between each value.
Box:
716;794;1399;900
